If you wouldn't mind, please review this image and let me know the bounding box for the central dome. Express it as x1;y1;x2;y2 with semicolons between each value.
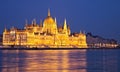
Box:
44;16;55;24
43;9;55;24
42;9;58;34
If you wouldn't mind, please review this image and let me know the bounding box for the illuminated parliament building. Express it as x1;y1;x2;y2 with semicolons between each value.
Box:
3;10;88;48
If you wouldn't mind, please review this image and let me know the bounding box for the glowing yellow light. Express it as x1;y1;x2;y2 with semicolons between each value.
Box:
2;9;88;48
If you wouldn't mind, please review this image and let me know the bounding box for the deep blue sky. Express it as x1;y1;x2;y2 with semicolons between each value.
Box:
0;0;120;42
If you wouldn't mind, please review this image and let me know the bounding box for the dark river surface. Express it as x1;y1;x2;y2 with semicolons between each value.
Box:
0;48;120;72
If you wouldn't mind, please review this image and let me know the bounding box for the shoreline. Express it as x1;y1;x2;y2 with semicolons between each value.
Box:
0;47;119;50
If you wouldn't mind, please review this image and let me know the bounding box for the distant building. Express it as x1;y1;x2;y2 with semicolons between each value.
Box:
86;33;118;48
3;9;87;48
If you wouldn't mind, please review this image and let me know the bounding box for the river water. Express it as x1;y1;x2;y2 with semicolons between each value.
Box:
0;48;120;72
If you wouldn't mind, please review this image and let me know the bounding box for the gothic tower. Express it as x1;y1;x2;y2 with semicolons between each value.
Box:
63;19;68;35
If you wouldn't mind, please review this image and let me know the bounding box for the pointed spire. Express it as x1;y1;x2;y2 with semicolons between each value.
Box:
63;18;68;35
33;18;36;24
11;26;15;31
65;19;66;24
48;8;50;16
55;17;56;23
32;20;34;24
63;19;67;29
25;19;28;26
80;30;82;34
4;27;7;32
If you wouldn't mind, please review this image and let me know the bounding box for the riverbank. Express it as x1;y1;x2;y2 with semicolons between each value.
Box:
0;47;119;50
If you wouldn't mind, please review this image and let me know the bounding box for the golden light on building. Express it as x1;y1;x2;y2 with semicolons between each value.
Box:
3;9;88;48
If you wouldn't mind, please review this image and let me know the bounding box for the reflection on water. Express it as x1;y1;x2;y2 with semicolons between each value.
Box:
87;49;120;72
1;50;19;72
0;49;120;72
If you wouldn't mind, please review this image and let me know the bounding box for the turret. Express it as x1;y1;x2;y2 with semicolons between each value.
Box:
33;19;36;25
40;20;42;27
80;30;82;34
4;28;7;32
31;19;36;26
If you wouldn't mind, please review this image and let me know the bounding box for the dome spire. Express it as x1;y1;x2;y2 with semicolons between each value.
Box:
48;8;50;16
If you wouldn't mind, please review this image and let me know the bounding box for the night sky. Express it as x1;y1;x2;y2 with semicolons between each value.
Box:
0;0;120;42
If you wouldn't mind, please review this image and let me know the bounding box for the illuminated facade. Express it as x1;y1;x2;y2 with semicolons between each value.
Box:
3;10;87;48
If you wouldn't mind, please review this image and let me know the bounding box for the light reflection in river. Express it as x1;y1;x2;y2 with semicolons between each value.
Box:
0;49;119;72
22;50;87;72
